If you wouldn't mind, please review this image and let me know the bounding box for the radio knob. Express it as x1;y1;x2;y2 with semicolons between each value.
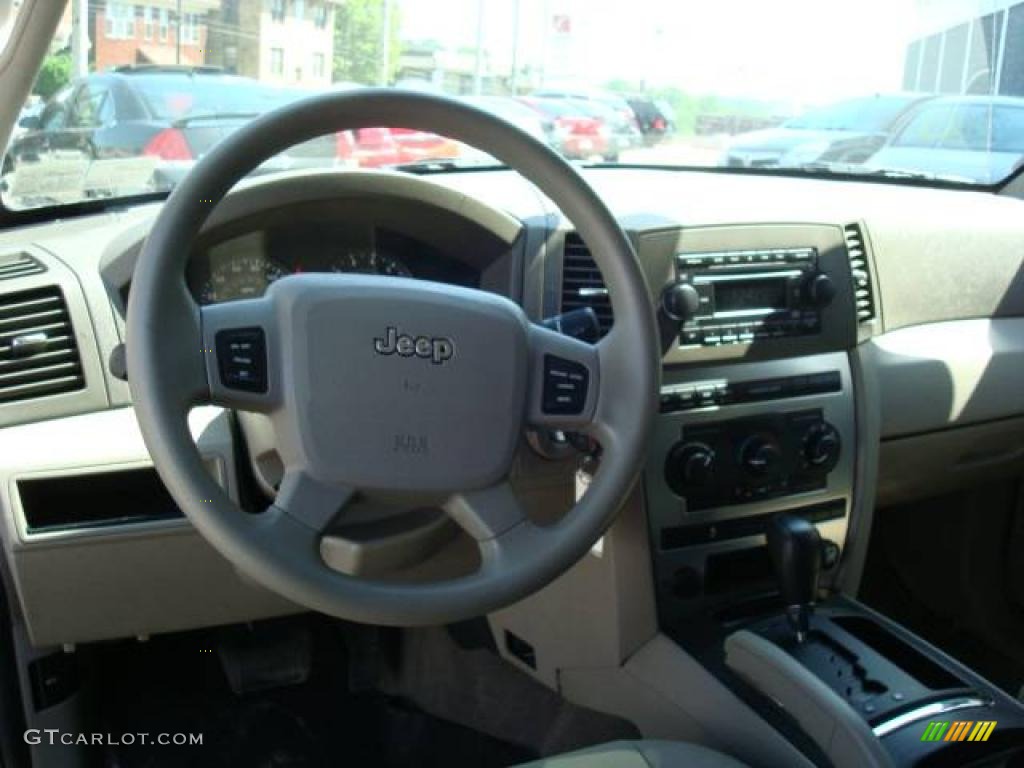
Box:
804;273;836;308
667;441;717;488
738;435;782;477
661;282;701;322
802;422;841;471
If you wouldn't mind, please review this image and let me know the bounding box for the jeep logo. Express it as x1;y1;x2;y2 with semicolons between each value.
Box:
373;326;454;365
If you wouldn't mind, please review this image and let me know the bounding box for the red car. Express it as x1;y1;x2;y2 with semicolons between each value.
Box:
519;97;611;160
334;127;461;168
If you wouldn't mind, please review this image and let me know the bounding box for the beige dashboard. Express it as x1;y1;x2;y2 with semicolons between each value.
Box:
1;167;1024;649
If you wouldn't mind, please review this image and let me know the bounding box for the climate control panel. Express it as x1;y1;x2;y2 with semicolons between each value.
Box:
664;409;841;510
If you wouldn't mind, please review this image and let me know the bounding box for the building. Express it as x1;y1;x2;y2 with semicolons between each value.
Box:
92;1;220;70
904;0;1024;97
398;42;512;94
206;0;341;89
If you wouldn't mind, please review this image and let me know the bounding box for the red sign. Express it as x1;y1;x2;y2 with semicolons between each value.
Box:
552;14;571;35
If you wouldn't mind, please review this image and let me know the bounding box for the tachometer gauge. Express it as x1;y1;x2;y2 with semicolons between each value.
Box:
199;254;290;304
332;249;412;278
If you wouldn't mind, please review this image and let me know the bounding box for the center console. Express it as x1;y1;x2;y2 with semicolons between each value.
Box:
636;223;1024;766
647;352;854;625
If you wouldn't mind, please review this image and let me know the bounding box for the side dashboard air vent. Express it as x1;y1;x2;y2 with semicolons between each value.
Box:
844;223;876;323
560;233;612;336
0;286;84;404
0;252;46;282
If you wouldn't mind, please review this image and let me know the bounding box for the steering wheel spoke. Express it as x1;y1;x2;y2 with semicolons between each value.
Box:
199;299;279;412
525;323;601;432
444;482;527;541
272;468;356;533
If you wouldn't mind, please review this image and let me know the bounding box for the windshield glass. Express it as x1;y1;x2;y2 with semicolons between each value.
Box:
782;96;921;132
4;0;1024;211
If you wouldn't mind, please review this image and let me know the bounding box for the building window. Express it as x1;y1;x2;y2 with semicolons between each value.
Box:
312;52;325;78
270;0;286;22
270;47;284;76
105;2;135;40
313;3;328;29
142;6;153;39
294;0;305;21
181;12;200;44
159;8;169;41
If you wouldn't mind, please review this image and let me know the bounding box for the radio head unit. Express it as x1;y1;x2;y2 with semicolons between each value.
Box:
666;248;836;348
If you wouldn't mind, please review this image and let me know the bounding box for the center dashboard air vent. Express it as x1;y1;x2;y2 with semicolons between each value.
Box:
560;233;612;337
0;251;45;282
844;223;876;323
0;286;84;404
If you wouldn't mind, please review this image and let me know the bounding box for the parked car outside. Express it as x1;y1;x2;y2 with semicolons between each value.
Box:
518;96;611;160
626;96;676;145
718;93;932;168
562;98;639;161
464;95;554;145
531;88;643;152
386;127;462;164
3;66;349;200
867;95;1024;184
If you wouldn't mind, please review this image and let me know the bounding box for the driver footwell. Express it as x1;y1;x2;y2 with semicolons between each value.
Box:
79;616;535;768
75;614;636;767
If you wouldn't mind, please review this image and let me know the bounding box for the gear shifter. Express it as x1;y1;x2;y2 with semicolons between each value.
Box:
766;514;822;642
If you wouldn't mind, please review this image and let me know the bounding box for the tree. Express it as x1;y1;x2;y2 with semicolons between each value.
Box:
333;0;401;85
34;51;72;100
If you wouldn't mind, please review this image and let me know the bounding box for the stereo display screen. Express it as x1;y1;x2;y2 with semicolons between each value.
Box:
715;278;788;313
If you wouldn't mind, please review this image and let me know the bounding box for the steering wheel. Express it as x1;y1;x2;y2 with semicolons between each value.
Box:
127;90;659;626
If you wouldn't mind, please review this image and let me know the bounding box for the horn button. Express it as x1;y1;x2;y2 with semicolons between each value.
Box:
270;274;529;493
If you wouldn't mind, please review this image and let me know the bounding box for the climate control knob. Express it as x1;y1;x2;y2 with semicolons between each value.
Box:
738;435;783;477
667;441;717;489
801;422;841;471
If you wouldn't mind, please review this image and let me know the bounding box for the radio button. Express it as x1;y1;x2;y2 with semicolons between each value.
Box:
680;254;710;268
704;334;721;345
738;331;755;343
681;329;701;345
721;332;738;344
695;385;717;404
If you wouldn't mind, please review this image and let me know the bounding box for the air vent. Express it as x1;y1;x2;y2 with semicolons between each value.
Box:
560;233;612;336
0;286;84;404
844;223;876;323
0;252;45;282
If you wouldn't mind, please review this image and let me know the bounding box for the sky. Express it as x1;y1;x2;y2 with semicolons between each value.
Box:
397;0;987;108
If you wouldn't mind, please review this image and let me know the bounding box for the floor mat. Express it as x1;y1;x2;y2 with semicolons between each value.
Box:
81;617;535;768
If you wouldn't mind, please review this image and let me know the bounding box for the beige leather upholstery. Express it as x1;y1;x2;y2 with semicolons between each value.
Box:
516;740;748;767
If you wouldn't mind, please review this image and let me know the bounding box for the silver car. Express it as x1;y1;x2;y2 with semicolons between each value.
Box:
868;95;1024;184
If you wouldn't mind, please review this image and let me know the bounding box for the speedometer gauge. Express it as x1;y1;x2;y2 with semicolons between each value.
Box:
332;249;412;278
199;253;290;305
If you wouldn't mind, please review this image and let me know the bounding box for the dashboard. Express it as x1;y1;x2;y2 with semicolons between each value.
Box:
2;166;1024;655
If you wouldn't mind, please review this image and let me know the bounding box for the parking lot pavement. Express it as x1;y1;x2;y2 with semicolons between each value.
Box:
620;136;726;167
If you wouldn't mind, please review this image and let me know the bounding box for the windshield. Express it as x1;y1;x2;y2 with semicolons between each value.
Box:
782;96;921;132
5;0;1024;211
132;74;300;120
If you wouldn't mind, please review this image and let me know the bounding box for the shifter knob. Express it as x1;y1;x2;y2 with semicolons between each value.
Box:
766;514;822;641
